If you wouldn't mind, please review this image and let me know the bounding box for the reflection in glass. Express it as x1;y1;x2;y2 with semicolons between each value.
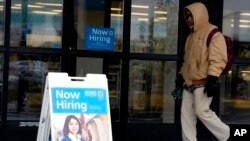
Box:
105;59;121;121
0;1;4;45
128;60;176;123
76;57;121;121
7;54;61;120
0;54;3;121
10;0;63;48
236;42;250;58
110;1;123;51
223;12;250;42
130;0;179;54
223;0;250;58
220;64;250;124
76;57;103;76
74;0;105;50
222;0;250;124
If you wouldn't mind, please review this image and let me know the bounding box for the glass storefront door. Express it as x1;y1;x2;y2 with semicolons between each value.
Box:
7;54;60;120
4;0;247;140
0;54;3;121
74;0;123;122
10;0;63;48
128;0;179;123
221;0;250;124
0;0;5;121
6;0;63;121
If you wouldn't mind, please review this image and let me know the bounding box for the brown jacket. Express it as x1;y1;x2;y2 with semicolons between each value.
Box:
180;2;227;86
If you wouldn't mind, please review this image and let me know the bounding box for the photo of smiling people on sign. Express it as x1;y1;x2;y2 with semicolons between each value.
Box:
51;114;111;141
61;115;84;141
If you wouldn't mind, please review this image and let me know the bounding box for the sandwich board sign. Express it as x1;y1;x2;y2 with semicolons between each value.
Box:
37;72;113;141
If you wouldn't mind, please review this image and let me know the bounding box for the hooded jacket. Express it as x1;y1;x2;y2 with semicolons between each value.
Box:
180;2;227;86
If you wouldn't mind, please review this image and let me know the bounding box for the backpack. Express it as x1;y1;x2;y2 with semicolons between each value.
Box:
206;28;234;74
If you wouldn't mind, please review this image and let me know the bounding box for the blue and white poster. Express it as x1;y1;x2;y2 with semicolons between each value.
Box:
51;87;107;114
37;73;112;141
85;26;115;51
50;87;111;141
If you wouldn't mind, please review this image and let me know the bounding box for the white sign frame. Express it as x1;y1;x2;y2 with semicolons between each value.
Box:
37;72;113;141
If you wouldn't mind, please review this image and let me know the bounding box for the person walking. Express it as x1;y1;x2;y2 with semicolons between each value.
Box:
175;2;230;141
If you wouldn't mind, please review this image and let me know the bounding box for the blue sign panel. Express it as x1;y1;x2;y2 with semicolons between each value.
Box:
85;26;115;51
51;87;107;114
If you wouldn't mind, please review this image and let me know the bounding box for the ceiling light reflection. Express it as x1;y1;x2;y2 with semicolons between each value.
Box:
32;11;60;15
36;2;62;7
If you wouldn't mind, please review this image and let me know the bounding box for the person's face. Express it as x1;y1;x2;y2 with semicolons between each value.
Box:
185;12;194;28
68;118;80;135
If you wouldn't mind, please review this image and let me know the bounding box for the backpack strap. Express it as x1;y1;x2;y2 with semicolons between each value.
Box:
206;28;220;47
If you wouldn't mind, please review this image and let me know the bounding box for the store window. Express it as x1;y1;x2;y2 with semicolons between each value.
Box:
75;0;106;50
76;57;103;75
110;0;123;52
105;59;121;121
221;0;250;124
7;54;60;120
74;0;122;121
128;0;179;123
0;1;4;45
76;57;122;122
128;60;176;123
75;0;123;52
0;54;3;120
10;0;63;48
220;64;250;124
130;0;179;54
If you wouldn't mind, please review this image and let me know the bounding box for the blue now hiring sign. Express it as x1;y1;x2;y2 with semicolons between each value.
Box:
85;27;115;51
51;87;107;114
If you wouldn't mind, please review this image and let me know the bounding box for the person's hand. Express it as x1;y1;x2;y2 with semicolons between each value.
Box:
203;75;220;97
175;74;184;88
